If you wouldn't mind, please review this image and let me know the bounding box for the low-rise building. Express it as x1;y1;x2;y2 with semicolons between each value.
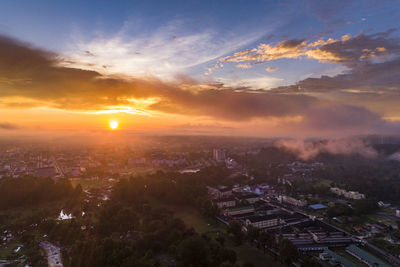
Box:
234;192;260;204
35;166;56;178
214;197;236;208
396;210;400;217
245;214;281;228
225;205;254;216
278;195;307;207
207;186;233;199
319;250;357;267
330;187;365;199
346;245;390;267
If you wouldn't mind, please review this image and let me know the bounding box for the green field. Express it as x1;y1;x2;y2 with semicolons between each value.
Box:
230;242;284;267
148;198;284;266
69;177;114;189
148;197;223;233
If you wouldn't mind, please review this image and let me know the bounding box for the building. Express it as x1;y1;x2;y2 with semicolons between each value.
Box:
319;250;357;267
346;245;390;267
377;201;390;208
234;192;260;204
207;186;232;199
213;149;226;162
309;204;327;210
278;195;307;207
225;205;254;216
214;197;236;208
330;187;365;199
35;166;56;178
245;214;281;228
217;186;233;198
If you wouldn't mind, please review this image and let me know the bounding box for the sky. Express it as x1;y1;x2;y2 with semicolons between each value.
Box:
0;0;399;137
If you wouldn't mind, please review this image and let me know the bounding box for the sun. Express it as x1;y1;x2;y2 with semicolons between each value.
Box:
109;120;119;130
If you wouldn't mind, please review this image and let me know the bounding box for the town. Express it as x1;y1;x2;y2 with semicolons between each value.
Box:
1;136;400;266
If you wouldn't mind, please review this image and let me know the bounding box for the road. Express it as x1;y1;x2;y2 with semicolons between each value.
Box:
40;241;63;267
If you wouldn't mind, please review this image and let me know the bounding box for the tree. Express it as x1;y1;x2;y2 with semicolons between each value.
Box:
301;255;318;267
228;220;244;245
279;239;299;266
219;247;237;265
246;225;260;244
216;235;225;246
178;236;211;267
258;231;274;253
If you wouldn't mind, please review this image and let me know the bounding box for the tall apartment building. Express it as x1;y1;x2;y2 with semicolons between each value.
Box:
213;148;226;162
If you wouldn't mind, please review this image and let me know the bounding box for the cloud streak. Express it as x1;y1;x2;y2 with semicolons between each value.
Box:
64;20;265;78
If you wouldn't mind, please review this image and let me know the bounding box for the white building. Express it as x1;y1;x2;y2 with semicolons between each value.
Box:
225;205;254;216
214;197;236;208
245;215;281;228
396;210;400;218
330;187;365;200
278;195;307;207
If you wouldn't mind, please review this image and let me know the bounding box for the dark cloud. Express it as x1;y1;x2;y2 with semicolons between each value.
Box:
149;89;316;121
317;30;400;68
0;35;317;121
301;104;388;133
0;122;20;130
271;58;400;94
280;39;305;48
268;30;400;95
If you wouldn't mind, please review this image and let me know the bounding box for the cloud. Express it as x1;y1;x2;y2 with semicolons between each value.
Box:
298;58;400;92
0;122;20;130
236;63;253;69
277;138;377;160
64;20;264;78
1;34;400;137
388;152;400;162
220;30;400;69
0;35;316;120
149;88;316;121
265;67;279;72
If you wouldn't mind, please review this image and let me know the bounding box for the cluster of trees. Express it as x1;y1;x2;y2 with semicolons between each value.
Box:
111;168;230;217
50;189;238;266
0;176;79;210
326;199;378;219
233;147;293;185
314;159;400;202
240;224;300;266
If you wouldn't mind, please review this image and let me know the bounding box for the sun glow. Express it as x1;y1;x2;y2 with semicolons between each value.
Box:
109;120;119;130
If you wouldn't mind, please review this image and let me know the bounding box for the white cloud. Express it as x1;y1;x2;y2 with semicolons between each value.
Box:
216;76;284;89
63;20;265;79
265;67;279;72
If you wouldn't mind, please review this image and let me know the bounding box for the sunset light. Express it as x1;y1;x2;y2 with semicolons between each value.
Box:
109;120;119;130
0;1;399;266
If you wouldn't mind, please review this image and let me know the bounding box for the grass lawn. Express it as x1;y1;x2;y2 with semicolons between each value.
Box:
69;177;113;189
0;240;21;260
229;242;284;267
148;198;284;266
147;197;224;233
171;206;221;233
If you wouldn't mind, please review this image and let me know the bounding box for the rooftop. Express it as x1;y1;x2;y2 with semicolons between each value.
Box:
309;204;328;210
